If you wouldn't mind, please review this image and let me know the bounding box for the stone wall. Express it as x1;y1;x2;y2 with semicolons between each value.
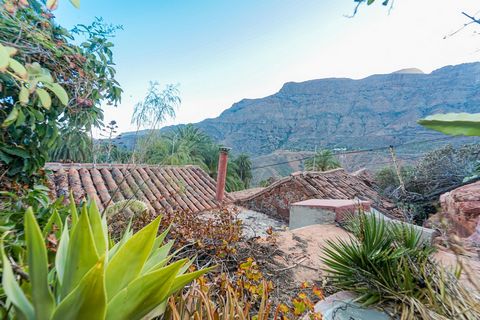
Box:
430;180;480;242
237;180;314;222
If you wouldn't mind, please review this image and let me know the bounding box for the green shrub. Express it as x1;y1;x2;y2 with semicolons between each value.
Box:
1;200;211;320
322;213;480;319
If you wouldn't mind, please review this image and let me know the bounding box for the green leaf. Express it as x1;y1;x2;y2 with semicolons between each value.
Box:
106;259;185;320
44;82;69;106
88;200;107;257
70;0;80;8
36;88;52;110
167;267;214;296
8;58;28;79
61;206;99;298
52;256;107;320
69;191;78;226
5;46;17;57
42;209;63;238
150;224;170;255
19;87;30;105
418;113;480;136
105;216;161;299
2;106;19;127
142;240;174;274
108;220;133;259
0;145;29;158
56;223;70;286
25;208;55;320
15;108;26;126
0;44;9;71
1;237;35;320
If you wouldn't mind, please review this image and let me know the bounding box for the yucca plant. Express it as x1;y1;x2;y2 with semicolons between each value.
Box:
1;199;211;320
323;213;480;319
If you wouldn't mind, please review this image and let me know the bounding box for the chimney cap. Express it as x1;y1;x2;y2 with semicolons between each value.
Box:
219;146;231;153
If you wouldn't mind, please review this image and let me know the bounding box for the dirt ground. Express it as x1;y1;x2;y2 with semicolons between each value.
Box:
238;224;480;303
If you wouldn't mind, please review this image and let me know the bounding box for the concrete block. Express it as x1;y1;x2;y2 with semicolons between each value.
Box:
289;199;371;229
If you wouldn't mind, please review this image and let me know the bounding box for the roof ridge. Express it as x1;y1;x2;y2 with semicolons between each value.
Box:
45;162;203;170
239;169;349;201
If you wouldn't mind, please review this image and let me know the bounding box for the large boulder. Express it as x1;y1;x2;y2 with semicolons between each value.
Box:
438;181;480;241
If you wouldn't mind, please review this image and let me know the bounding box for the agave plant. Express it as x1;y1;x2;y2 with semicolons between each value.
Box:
1;199;211;320
322;213;480;319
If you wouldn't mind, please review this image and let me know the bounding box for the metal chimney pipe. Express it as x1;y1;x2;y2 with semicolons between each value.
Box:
216;147;231;202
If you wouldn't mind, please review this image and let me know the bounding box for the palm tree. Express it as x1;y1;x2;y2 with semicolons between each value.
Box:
304;149;341;172
234;154;253;188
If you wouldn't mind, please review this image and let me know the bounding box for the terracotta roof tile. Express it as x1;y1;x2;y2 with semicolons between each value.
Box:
237;168;403;221
45;163;232;215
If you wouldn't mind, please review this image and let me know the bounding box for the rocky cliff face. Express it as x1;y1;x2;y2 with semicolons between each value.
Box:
117;62;480;182
193;62;480;155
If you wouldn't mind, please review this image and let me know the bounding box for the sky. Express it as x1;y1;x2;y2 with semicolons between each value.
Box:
55;0;480;135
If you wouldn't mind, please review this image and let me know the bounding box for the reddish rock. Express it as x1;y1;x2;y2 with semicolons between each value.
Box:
439;181;480;241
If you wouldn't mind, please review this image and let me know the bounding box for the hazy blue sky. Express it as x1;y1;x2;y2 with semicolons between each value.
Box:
55;0;480;134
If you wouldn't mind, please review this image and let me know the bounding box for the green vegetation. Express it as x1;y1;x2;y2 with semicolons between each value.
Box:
323;213;480;319
137;124;253;191
304;149;341;172
0;2;122;183
419;113;480;137
1;200;209;320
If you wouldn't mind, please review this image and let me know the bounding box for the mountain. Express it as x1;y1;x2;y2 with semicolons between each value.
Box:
190;62;479;155
117;62;480;183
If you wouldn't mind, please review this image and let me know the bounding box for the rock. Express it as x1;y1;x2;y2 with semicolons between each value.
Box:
311;291;390;320
438;181;480;242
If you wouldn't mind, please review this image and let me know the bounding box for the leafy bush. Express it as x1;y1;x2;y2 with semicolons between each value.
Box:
323;213;480;319
165;258;324;320
0;2;122;183
1;201;210;319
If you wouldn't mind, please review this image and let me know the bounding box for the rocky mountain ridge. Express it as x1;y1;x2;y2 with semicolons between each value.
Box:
117;62;480;183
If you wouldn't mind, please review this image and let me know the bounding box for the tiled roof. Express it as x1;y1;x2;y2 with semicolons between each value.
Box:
230;187;266;202
236;169;403;221
45;163;232;214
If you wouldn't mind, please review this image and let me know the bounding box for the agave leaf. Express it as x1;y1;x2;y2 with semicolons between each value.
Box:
418;113;480;136
42;209;63;238
108;219;133;259
142;240;174;273
61;206;99;298
52;256;107;320
0;43;9;71
167;267;215;296
150;224;170;254
69;191;78;226
105;216;161;299
1;237;35;320
88;200;107;257
55;223;70;286
25;208;55;320
106;259;186;320
36;88;52;110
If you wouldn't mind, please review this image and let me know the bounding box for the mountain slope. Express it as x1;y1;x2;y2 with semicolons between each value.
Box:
191;62;480;156
117;62;480;183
